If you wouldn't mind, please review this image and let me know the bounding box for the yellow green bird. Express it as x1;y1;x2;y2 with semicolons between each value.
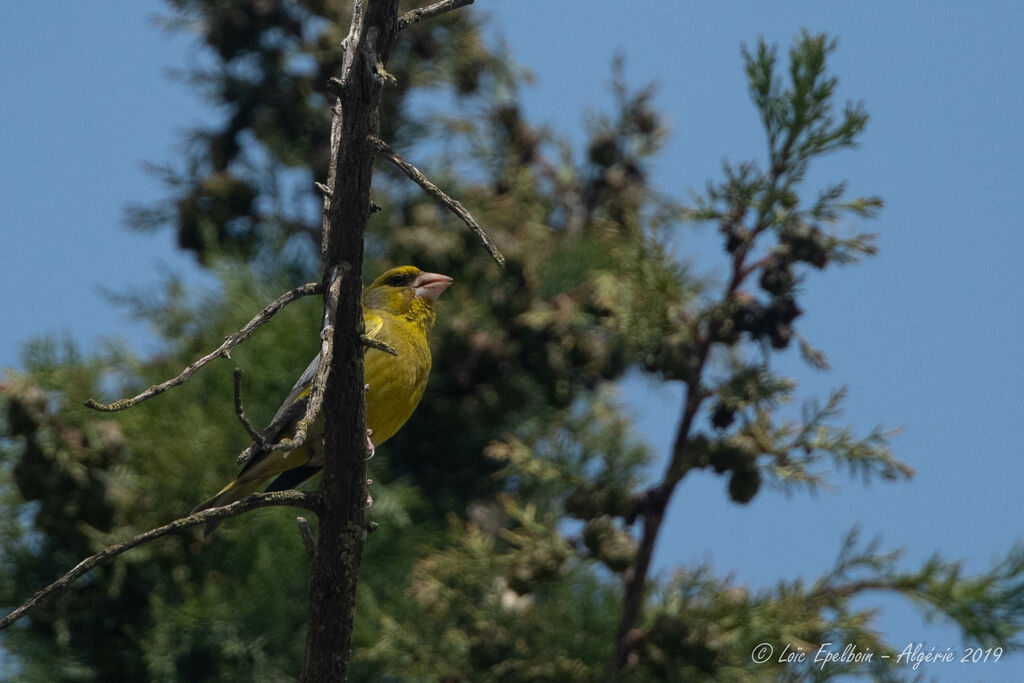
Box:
193;265;452;533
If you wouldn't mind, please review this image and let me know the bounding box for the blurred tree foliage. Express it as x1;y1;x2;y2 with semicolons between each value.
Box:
2;2;1023;681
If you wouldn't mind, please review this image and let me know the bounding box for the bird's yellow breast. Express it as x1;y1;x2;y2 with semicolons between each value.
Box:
364;308;432;446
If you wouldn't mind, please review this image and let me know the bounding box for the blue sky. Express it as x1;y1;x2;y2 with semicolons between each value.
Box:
2;2;1022;680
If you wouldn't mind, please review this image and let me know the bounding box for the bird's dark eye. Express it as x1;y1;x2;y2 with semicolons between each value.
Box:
387;275;406;287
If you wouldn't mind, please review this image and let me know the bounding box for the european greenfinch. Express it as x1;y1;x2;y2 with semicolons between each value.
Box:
193;266;452;533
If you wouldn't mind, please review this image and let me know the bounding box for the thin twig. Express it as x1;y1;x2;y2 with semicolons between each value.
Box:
232;367;265;445
296;517;317;561
369;135;505;267
85;282;323;412
0;490;318;632
236;398;304;467
361;335;398;356
397;0;474;30
273;266;347;453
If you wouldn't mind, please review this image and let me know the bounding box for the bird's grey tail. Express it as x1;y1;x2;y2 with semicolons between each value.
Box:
191;479;262;537
191;494;229;538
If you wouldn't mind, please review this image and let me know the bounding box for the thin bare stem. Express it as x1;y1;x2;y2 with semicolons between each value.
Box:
361;335;397;356
369;135;505;267
85;282;323;412
233;367;265;445
236;398;303;466
397;0;474;30
0;490;318;632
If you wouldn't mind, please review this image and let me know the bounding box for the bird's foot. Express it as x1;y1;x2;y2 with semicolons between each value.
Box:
364;478;373;509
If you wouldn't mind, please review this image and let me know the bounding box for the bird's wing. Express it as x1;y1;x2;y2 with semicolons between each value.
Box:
267;312;385;427
269;352;321;426
236;351;323;478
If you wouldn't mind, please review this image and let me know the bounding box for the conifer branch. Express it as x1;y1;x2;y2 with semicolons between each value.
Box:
611;35;870;672
810;578;913;601
0;491;318;633
368;134;505;266
84;282;323;412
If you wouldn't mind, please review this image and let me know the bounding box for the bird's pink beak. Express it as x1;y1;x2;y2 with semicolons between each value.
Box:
412;271;453;301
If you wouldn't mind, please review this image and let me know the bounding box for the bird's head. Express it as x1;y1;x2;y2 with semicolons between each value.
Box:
363;266;453;323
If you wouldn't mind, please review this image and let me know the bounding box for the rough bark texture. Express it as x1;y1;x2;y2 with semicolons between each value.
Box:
301;1;400;681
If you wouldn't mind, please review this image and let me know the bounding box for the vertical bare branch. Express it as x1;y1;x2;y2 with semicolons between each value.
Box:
300;1;400;680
